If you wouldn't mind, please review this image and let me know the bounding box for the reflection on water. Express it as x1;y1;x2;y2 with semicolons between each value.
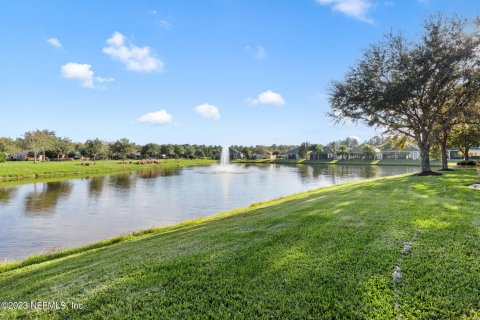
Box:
109;172;133;190
0;187;16;204
0;164;418;260
137;167;181;179
295;164;381;182
88;176;106;197
24;181;72;214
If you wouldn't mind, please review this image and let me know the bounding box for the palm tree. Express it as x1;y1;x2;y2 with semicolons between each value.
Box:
338;145;350;159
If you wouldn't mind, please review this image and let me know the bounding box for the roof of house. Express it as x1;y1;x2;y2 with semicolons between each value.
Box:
285;147;300;154
229;147;243;154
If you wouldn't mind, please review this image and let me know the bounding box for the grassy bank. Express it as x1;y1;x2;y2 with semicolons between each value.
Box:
1;170;479;319
233;158;458;167
0;159;215;182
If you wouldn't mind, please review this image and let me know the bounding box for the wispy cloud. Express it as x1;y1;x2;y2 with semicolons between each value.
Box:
149;10;172;30
103;32;164;72
46;37;62;49
61;62;114;89
138;110;173;125
246;45;266;60
315;0;373;24
158;19;172;30
246;90;286;106
95;76;115;83
194;103;221;120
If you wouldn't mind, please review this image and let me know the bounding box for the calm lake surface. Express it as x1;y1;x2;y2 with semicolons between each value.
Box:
0;163;419;260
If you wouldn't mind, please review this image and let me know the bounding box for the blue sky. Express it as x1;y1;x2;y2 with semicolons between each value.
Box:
0;0;479;146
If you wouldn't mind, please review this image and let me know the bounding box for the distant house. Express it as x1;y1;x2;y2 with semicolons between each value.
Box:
471;147;480;159
380;146;420;160
449;147;480;159
12;151;28;161
283;147;301;160
448;148;463;160
255;151;275;160
349;146;381;160
229;148;244;159
309;148;337;160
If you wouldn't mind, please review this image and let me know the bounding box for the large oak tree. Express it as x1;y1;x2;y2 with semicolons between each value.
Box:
23;130;56;163
328;15;480;175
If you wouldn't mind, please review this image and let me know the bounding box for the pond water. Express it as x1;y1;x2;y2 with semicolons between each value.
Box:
0;164;419;260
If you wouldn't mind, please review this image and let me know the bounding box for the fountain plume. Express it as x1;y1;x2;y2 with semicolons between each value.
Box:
220;145;230;166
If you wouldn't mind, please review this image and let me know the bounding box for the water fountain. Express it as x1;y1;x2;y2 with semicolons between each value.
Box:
220;145;230;167
200;145;248;174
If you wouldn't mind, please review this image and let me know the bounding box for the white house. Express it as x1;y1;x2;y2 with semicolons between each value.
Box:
449;147;480;159
12;151;28;161
380;146;420;160
283;147;301;160
229;148;244;159
255;151;275;160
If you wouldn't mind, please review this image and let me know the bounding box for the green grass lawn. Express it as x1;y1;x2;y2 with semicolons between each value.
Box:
0;159;215;182
0;170;479;319
234;158;459;167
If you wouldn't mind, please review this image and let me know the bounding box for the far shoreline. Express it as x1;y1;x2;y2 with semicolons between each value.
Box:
232;158;459;167
0;158;464;187
0;159;216;184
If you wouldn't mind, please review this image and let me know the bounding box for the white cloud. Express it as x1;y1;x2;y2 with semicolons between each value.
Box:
137;110;173;124
47;38;62;49
95;76;115;83
194;103;221;120
315;0;373;23
103;32;164;72
246;45;266;60
246;90;286;106
61;62;114;89
61;63;95;88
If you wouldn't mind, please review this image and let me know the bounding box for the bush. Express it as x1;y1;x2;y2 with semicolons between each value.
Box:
457;160;476;166
0;152;6;163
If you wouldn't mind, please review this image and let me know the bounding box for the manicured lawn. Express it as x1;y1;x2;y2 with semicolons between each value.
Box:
0;170;479;319
0;159;215;182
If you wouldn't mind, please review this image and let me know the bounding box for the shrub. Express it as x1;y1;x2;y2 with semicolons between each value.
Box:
0;152;5;163
457;160;476;166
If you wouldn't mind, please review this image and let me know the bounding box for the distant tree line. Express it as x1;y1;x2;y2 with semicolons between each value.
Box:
0;132;227;162
0;132;303;162
1;129;475;164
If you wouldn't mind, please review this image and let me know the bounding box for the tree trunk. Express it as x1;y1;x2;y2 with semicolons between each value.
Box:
463;147;470;161
33;151;37;164
440;140;450;171
417;140;434;175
